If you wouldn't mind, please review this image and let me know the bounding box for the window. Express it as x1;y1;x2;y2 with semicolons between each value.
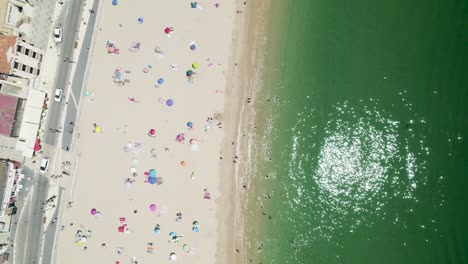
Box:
32;52;37;58
29;67;34;73
21;64;26;71
17;46;22;53
38;54;43;62
13;62;19;69
36;69;40;75
25;49;29;56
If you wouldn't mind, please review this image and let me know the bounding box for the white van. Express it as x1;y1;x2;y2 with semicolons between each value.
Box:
40;158;49;173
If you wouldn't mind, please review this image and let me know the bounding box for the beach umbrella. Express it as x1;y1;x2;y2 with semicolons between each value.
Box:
149;169;156;178
190;43;197;50
169;253;177;261
84;90;91;96
149;128;156;136
164;27;171;34
186;70;193;76
183;244;189;252
176;133;185;142
187;121;193;128
80;236;87;243
124;143;132;152
192;63;199;69
166;99;174;106
94;126;101;133
124;181;132;189
190;139;198;145
112;0;117;6
154;226;161;234
192;225;199;232
95;211;102;217
180;161;187;167
191;2;197;8
91;208;97;215
169;231;176;237
149;204;157;212
157;78;164;85
148;177;157;184
118;225;125;232
137;17;144;24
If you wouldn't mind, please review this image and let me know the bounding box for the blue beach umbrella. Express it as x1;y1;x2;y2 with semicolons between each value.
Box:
186;122;193;128
157;78;164;85
192;226;199;233
149;169;156;178
148;177;157;184
169;232;176;237
154;227;161;234
190;44;197;50
112;0;118;6
191;2;197;8
137;17;144;24
166;99;174;106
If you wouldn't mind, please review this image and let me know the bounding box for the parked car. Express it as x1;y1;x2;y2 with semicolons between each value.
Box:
40;158;49;173
54;89;63;102
54;27;63;43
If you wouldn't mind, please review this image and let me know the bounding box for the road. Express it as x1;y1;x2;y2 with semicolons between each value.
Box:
44;0;85;147
62;0;100;151
9;170;49;264
8;0;101;263
41;187;65;264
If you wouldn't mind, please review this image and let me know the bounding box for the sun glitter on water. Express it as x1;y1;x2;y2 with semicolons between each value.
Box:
313;99;428;235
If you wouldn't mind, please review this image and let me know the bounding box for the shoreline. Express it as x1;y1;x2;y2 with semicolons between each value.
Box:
220;1;273;264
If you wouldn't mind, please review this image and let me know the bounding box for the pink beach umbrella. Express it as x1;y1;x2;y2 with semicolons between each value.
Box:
148;129;156;136
190;139;198;145
149;204;157;212
91;208;97;215
176;133;185;142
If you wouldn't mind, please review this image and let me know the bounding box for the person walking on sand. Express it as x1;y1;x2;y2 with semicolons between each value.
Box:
128;97;140;103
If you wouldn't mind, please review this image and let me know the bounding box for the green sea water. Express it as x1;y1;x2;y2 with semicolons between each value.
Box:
244;0;468;263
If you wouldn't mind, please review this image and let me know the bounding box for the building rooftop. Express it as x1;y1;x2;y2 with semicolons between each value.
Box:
0;93;17;136
0;34;16;74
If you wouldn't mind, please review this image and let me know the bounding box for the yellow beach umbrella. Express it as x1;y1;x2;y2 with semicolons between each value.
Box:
94;126;101;133
192;63;199;69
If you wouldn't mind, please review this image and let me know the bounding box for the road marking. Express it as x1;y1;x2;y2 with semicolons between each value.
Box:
69;87;79;110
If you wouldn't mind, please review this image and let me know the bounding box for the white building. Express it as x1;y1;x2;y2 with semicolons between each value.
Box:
0;33;43;80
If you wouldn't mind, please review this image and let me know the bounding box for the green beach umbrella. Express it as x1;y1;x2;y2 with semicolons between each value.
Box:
186;70;193;76
183;244;189;252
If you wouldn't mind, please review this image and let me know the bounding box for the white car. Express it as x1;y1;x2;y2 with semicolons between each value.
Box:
40;158;49;174
54;89;63;102
54;27;63;43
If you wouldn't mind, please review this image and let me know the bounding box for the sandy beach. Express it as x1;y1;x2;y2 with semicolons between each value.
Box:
54;0;252;263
